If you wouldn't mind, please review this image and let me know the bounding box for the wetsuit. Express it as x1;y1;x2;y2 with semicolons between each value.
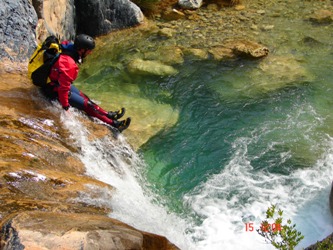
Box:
41;41;115;126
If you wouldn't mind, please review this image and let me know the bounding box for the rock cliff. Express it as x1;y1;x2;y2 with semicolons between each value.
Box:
0;73;179;249
0;1;178;249
0;0;37;72
0;0;144;74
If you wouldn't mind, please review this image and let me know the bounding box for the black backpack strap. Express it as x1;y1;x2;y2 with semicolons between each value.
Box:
61;49;80;63
29;47;44;64
43;35;60;48
29;36;60;64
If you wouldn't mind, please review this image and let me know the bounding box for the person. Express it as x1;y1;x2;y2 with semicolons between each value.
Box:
41;34;131;132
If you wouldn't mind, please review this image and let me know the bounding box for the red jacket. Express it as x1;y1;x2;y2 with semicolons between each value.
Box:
49;52;79;108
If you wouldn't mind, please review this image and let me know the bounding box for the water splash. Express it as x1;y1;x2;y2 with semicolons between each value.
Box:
61;111;195;249
185;132;333;250
57;77;333;249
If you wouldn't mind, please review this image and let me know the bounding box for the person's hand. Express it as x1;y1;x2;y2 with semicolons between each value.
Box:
63;106;72;117
63;105;70;111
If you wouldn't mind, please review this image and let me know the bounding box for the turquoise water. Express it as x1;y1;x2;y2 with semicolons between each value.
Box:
74;2;333;249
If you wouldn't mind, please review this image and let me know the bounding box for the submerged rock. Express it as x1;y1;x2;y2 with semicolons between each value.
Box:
254;55;312;89
127;58;178;76
209;46;235;61
79;81;180;151
144;46;184;65
229;54;314;96
158;27;177;38
308;9;333;24
182;47;209;60
300;36;323;47
224;39;269;59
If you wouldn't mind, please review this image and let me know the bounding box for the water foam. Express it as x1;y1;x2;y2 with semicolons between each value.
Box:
61;112;195;250
60;106;333;250
185;133;333;250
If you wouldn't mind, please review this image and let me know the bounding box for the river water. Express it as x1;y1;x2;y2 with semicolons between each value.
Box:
67;0;333;249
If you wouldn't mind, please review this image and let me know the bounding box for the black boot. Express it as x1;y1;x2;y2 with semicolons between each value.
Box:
107;107;125;120
112;117;131;132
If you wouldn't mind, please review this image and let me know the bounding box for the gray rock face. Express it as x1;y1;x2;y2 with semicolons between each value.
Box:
0;0;144;66
75;0;144;36
0;0;37;61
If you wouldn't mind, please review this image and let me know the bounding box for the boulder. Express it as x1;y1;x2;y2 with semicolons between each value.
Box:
224;39;269;58
178;0;203;9
144;46;184;65
308;9;333;24
0;0;145;71
127;58;178;76
249;55;313;92
257;55;309;81
0;74;116;218
207;38;269;62
158;27;177;38
208;46;235;61
75;0;144;36
182;48;209;60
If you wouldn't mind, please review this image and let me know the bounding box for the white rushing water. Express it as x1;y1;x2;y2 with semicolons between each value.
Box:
186;135;333;250
61;111;195;249
61;110;333;250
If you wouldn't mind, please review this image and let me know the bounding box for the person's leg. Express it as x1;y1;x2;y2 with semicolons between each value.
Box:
69;85;130;131
71;85;125;120
69;86;115;125
70;85;108;115
83;99;131;131
68;86;85;110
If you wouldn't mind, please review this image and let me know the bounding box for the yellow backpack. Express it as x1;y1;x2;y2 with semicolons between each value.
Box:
28;36;62;87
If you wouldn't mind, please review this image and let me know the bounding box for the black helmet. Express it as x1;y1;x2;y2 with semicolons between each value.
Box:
74;34;95;50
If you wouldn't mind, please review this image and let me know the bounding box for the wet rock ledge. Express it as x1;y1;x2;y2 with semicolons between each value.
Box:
0;73;179;249
0;0;178;248
2;212;176;249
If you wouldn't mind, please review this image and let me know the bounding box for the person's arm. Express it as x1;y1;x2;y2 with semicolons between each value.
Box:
57;57;79;110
